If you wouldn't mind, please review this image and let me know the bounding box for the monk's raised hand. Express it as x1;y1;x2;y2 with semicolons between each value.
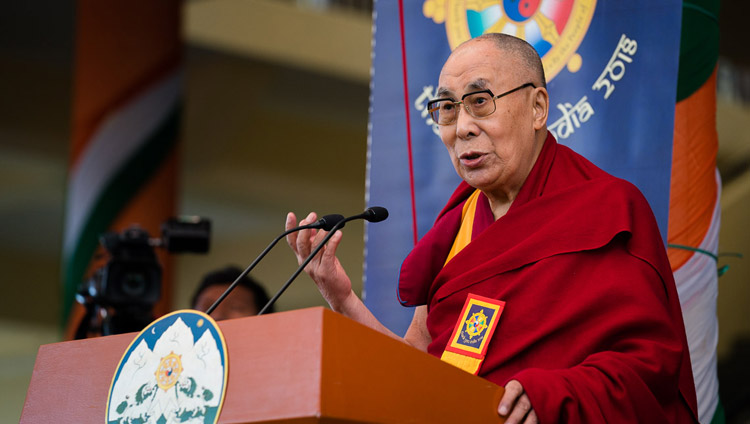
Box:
285;211;353;311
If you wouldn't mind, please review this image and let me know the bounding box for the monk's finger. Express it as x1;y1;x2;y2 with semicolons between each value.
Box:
321;230;343;262
505;393;532;424
522;409;538;424
306;220;333;262
498;380;524;417
285;212;299;253
295;212;317;259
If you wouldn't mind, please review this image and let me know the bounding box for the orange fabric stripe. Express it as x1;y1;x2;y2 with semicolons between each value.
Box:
70;0;181;166
667;68;718;270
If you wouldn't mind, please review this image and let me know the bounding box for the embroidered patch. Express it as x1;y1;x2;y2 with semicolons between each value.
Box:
445;294;505;360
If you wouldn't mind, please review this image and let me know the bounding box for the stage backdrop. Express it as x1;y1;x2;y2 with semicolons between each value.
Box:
364;0;682;335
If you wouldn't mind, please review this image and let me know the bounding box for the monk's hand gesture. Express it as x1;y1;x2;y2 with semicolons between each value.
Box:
498;380;538;424
285;212;354;311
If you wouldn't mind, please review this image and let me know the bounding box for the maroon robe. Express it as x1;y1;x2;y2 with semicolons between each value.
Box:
398;133;698;423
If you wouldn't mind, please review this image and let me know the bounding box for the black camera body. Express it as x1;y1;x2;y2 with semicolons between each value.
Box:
77;217;210;337
85;227;163;307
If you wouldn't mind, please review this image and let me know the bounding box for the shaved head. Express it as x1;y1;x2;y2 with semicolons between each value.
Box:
456;33;546;88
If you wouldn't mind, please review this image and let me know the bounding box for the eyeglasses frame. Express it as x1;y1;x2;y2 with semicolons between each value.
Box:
427;82;537;126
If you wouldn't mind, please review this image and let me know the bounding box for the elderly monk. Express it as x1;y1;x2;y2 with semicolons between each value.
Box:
286;33;698;423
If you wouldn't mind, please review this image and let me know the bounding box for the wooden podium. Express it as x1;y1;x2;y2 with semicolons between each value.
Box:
21;307;505;423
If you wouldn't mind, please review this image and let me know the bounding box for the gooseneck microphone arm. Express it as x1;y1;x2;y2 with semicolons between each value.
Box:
204;214;344;315
257;207;389;316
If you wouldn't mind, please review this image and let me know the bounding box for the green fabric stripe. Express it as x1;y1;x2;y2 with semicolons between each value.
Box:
710;397;725;424
667;243;718;261
676;0;721;101
62;104;181;324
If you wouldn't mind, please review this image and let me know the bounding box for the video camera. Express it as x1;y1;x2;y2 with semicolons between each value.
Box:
75;217;210;338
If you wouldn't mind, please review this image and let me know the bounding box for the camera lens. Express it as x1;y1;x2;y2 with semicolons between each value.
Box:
121;272;148;298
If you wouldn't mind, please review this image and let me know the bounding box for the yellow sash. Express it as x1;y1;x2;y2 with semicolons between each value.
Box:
440;190;505;375
444;189;481;265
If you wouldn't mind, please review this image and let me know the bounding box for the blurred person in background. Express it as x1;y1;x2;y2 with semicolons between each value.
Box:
192;265;274;320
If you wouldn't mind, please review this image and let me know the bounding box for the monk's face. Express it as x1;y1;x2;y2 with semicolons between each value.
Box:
437;39;547;202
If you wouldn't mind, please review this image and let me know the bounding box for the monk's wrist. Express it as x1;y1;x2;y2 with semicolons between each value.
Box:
331;289;359;315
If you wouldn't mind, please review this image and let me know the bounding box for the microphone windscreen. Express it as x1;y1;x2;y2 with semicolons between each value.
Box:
318;214;345;231
365;206;389;223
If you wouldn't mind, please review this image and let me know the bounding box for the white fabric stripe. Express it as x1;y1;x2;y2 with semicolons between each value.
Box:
63;70;183;257
673;168;721;424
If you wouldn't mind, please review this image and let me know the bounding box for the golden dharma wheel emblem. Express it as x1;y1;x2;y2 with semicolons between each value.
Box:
155;351;183;391
465;309;489;338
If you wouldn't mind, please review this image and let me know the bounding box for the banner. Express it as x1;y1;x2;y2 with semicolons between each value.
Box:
62;0;182;333
365;0;682;335
667;1;721;421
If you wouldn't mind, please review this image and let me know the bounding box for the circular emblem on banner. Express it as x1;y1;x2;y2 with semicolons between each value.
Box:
423;0;597;81
106;310;228;424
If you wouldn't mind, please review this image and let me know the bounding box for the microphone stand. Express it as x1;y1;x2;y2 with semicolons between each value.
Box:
204;215;343;315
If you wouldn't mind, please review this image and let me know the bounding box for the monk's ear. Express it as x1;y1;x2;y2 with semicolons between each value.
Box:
532;86;549;131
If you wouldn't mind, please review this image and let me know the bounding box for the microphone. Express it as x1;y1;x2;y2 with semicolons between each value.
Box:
204;213;344;315
257;207;389;315
345;206;389;225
